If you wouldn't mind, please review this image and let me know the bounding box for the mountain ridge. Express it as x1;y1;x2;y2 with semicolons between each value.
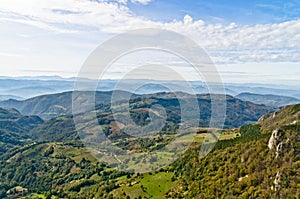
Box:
236;92;300;107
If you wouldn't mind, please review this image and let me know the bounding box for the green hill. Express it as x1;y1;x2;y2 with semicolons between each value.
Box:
0;100;297;199
165;104;300;198
28;93;275;143
0;108;44;156
0;142;127;198
0;91;275;124
0;91;134;120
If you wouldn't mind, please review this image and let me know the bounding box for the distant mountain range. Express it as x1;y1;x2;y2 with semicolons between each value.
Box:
0;90;276;154
236;92;300;107
0;76;299;100
0;95;23;101
0;91;275;125
0;78;74;99
0;91;276;149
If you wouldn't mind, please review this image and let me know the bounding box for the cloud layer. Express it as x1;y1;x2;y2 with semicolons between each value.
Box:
0;0;299;63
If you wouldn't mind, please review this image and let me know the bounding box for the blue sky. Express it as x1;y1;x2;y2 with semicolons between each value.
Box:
0;0;299;85
129;0;300;24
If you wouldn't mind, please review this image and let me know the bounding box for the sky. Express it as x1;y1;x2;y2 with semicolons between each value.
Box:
0;0;300;85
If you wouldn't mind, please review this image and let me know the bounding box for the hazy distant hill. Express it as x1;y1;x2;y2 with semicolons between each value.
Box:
5;86;56;98
1;76;300;99
228;84;300;99
0;91;135;120
0;78;74;98
0;95;23;101
236;92;300;107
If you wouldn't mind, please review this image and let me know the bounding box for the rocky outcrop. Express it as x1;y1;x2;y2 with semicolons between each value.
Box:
273;171;281;191
275;142;283;158
258;114;269;122
268;128;293;192
268;129;291;159
290;120;297;125
268;129;283;150
268;129;277;150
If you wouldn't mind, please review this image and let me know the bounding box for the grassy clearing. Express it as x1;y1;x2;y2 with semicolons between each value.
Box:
19;193;46;199
51;143;97;163
219;129;240;140
112;171;176;199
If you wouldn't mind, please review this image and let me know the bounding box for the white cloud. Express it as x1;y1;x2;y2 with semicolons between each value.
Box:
116;0;153;5
0;51;22;57
0;0;299;64
1;17;79;33
116;0;128;4
209;49;300;64
131;0;152;5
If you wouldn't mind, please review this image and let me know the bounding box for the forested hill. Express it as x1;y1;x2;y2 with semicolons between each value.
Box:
0;104;298;198
28;94;276;143
0;108;43;156
0;91;134;120
165;104;300;198
0;91;275;124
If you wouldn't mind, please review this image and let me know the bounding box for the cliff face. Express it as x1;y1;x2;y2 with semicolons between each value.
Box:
268;129;291;158
265;105;299;195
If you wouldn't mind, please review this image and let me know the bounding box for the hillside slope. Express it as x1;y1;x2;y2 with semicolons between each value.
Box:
166;104;300;198
0;104;298;198
0;108;44;155
258;103;300;131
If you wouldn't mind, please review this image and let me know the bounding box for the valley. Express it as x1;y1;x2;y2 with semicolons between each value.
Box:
2;1;300;198
0;89;298;198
